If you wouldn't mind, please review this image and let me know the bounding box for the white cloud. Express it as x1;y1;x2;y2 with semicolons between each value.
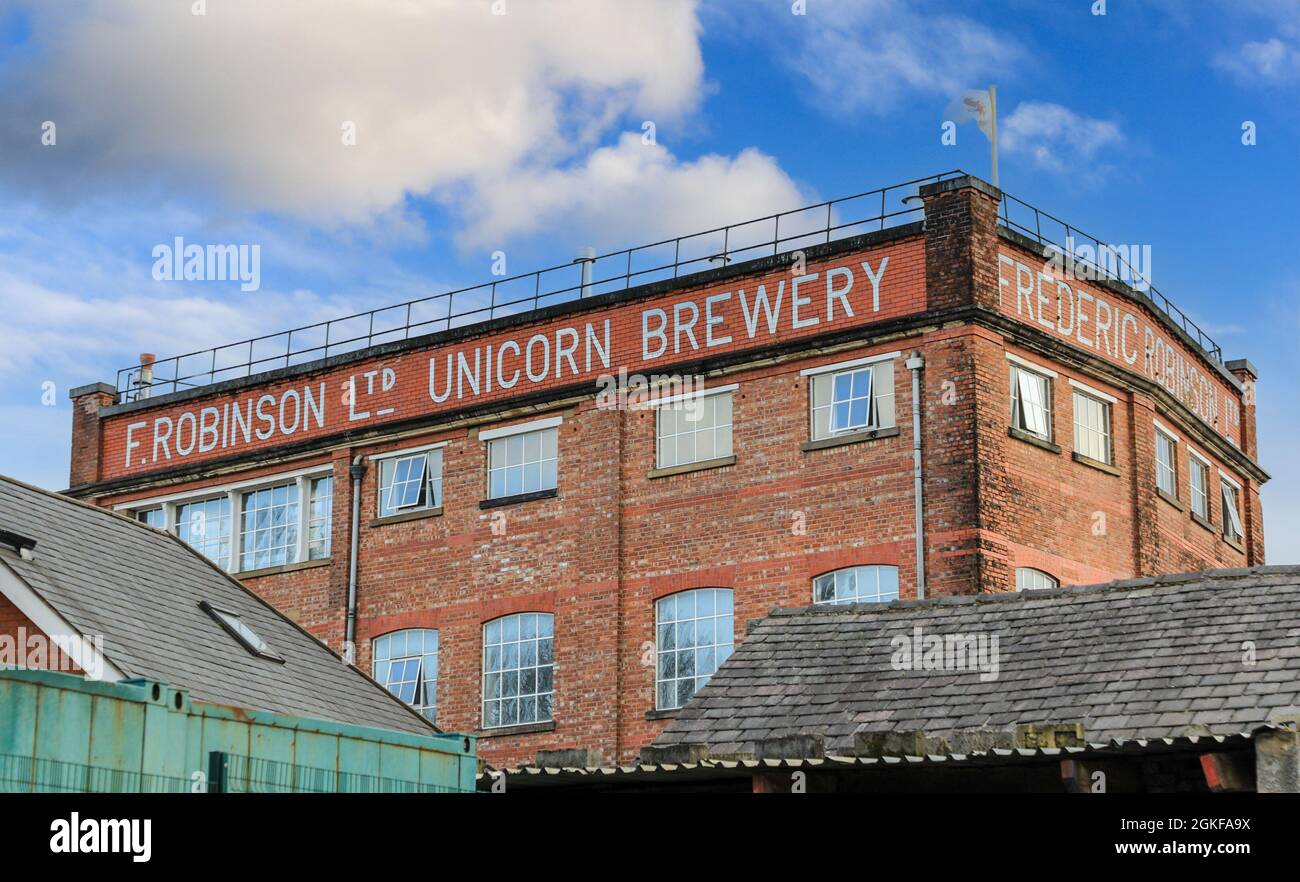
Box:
1215;37;1300;85
711;0;1023;116
0;0;709;225
458;133;812;253
999;101;1125;175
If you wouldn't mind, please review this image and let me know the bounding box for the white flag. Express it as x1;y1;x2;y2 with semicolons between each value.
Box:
946;89;995;141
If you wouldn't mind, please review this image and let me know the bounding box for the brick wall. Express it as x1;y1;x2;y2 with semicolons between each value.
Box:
0;594;81;674
69;176;1267;767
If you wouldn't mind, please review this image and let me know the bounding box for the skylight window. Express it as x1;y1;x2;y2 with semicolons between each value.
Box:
200;601;283;662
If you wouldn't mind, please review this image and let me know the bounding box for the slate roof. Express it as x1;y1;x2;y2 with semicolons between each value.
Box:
650;567;1300;760
0;475;435;736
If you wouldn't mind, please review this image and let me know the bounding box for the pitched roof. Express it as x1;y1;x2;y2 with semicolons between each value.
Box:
650;567;1300;761
0;475;435;736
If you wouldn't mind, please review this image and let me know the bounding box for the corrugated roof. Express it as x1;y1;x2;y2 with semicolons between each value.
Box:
0;475;435;736
651;567;1300;760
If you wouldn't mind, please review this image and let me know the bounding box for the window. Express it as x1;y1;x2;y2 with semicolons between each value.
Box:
1072;391;1111;463
1189;454;1210;520
810;360;895;441
1016;567;1059;591
655;589;734;710
1010;364;1052;439
239;482;300;571
373;629;439;722
656;392;733;469
136;508;165;529
812;566;900;605
1155;429;1178;497
1221;478;1244;543
483;613;554;728
378;448;442;518
307;476;333;559
200;601;281;661
176;497;232;569
487;428;557;500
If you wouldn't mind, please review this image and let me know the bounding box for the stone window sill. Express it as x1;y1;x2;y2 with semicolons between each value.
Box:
801;425;901;453
647;455;736;479
370;507;443;528
237;557;332;580
1008;426;1061;454
476;721;555;738
1191;511;1215;534
645;708;677;721
1157;488;1184;512
479;488;559;510
1224;534;1245;554
1071;452;1119;476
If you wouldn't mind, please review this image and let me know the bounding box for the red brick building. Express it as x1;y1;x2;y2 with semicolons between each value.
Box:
63;173;1266;766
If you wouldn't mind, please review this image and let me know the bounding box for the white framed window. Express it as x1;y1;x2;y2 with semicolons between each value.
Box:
373;629;439;722
239;482;300;571
308;476;333;559
483;612;554;728
1016;567;1059;591
487;427;558;500
377;448;443;518
1221;477;1243;543
1189;453;1210;521
176;497;232;569
116;465;333;572
655;391;733;469
812;565;900;605
136;508;166;529
1072;391;1111;464
200;600;281;662
1010;364;1052;439
655;588;734;711
1155;429;1178;497
809;359;896;441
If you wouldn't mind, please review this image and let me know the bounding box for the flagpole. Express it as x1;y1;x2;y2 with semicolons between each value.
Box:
989;84;999;189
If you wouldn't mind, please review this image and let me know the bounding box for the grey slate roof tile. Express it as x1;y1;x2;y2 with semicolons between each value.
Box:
651;565;1300;758
0;475;435;737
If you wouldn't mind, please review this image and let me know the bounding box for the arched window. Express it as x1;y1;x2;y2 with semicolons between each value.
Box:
812;565;899;605
373;629;439;722
655;588;734;711
483;613;554;728
1016;567;1059;591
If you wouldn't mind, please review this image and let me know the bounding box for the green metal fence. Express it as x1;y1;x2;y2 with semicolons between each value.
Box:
0;752;193;794
0;751;473;794
210;752;473;793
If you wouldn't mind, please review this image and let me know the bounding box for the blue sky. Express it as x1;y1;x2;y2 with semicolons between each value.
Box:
1;0;1297;558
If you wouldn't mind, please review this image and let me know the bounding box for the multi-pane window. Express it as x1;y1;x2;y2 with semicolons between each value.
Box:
483;613;554;728
810;360;895;441
1155;429;1178;497
378;448;442;518
239;482;300;571
1189;455;1210;520
1072;391;1111;463
1221;479;1244;543
655;588;734;710
308;476;333;559
137;508;165;529
487;428;558;500
1010;364;1052;439
812;566;900;605
656;392;733;469
373;629;439;722
176;497;231;569
1016;567;1059;591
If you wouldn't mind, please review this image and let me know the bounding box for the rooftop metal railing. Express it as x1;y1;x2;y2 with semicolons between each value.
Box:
997;192;1222;363
113;170;1223;401
114;171;965;400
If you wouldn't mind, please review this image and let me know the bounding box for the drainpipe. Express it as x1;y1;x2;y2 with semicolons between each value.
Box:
906;352;926;600
345;456;366;663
